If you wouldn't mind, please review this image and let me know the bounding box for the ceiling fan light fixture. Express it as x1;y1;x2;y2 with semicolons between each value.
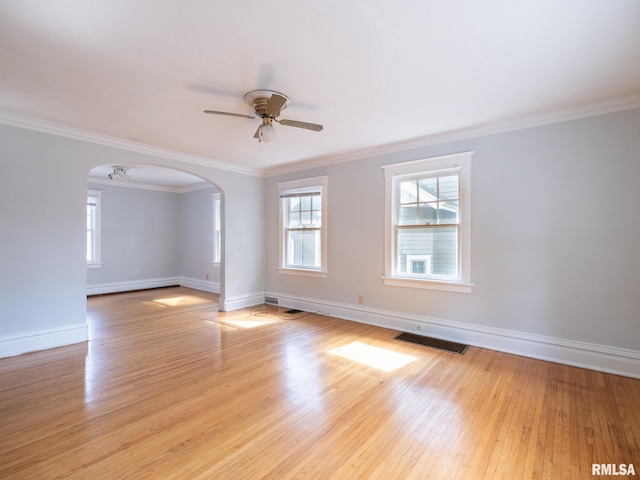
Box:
258;122;276;143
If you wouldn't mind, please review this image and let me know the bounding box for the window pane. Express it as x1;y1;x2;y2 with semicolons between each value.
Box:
300;196;311;211
439;175;459;200
439;200;459;224
399;205;416;225
417;203;437;224
287;229;321;268
418;178;438;201
400;180;417;204
288;211;300;227
288;197;300;213
87;232;94;263
300;210;312;225
396;226;458;277
311;210;322;226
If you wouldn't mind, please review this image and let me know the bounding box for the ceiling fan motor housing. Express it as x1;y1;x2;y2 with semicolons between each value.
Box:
244;90;290;118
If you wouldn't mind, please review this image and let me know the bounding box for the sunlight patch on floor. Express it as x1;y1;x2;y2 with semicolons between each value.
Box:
328;341;417;372
148;295;211;307
219;317;280;329
206;315;280;330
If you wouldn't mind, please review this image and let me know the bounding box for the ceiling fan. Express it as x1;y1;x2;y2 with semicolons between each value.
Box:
108;166;130;181
203;90;323;143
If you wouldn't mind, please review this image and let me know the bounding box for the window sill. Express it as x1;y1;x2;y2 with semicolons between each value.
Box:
382;276;473;293
278;267;328;278
87;263;103;269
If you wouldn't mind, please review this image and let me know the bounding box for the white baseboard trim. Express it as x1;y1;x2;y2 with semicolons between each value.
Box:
179;277;220;294
265;292;640;379
222;292;265;312
86;277;222;296
0;324;88;359
86;277;181;295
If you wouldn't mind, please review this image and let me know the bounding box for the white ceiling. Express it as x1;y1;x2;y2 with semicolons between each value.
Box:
2;1;640;181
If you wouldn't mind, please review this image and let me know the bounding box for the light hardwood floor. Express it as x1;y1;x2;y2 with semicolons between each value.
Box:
1;287;638;479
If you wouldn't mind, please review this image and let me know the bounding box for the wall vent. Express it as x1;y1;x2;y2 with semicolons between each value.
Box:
265;296;279;305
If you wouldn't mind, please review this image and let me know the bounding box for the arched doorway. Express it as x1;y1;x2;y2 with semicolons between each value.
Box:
85;164;224;310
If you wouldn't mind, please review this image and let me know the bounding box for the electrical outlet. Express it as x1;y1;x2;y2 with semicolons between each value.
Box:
358;295;363;304
205;273;209;280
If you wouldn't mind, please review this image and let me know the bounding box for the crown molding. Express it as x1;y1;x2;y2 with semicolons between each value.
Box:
0;110;263;177
264;94;640;176
3;94;639;180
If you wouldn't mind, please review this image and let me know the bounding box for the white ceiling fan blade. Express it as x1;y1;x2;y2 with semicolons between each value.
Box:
278;119;323;132
203;110;256;119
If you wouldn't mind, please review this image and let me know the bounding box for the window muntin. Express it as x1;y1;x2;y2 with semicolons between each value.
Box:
382;152;472;292
277;176;328;277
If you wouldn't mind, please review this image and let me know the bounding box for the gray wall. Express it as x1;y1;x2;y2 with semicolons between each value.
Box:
85;183;220;292
0;126;88;352
87;183;180;286
180;186;221;287
265;108;640;353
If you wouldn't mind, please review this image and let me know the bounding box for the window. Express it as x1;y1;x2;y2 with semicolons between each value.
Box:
87;190;102;268
212;193;221;264
277;176;328;277
382;152;472;292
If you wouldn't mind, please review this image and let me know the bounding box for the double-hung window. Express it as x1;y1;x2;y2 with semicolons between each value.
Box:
87;190;102;268
382;152;472;292
277;176;328;277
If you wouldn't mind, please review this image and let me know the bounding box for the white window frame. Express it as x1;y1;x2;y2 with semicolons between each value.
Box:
212;193;221;265
277;175;328;278
382;152;473;293
87;189;102;269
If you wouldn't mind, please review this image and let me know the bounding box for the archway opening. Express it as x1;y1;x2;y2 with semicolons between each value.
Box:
85;164;224;310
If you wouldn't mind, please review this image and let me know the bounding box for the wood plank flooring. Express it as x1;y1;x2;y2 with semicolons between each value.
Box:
1;286;638;479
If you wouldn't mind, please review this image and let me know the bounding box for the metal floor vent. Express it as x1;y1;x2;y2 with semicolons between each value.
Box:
394;332;469;355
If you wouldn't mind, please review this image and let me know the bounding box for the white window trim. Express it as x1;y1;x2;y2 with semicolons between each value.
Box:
277;175;328;278
211;193;221;266
87;189;102;269
382;151;473;293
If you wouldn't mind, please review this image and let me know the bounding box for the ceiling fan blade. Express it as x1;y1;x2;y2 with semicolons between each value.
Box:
266;93;288;117
203;110;256;119
278;119;324;132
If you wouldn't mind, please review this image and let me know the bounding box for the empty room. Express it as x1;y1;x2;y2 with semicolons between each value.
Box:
1;2;639;479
